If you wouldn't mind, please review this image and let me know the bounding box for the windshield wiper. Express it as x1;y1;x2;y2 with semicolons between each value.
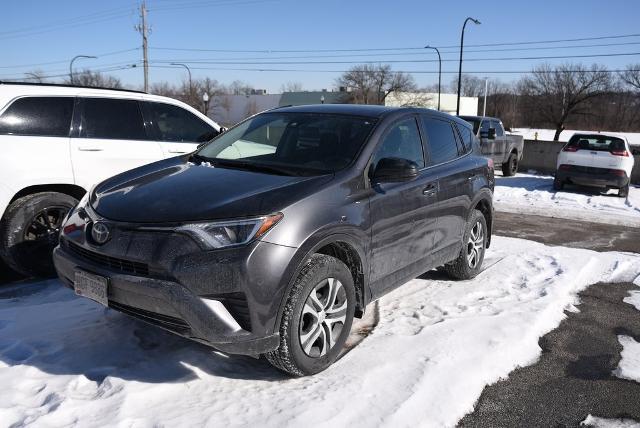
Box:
211;159;299;176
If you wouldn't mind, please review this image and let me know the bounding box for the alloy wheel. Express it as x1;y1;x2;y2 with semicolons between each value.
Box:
23;206;69;260
299;277;347;358
466;221;484;269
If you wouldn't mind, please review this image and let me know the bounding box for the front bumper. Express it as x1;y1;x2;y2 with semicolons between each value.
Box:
53;207;298;355
556;167;629;189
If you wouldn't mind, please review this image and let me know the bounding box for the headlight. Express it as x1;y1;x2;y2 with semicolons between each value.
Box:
176;213;283;249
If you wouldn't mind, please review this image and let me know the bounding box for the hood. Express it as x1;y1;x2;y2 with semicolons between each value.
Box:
92;157;333;223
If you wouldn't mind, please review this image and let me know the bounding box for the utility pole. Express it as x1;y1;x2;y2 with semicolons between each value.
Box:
456;17;481;116
135;1;150;92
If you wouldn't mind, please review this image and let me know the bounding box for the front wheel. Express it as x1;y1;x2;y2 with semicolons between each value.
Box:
444;210;487;280
0;192;78;278
502;152;518;176
265;254;356;376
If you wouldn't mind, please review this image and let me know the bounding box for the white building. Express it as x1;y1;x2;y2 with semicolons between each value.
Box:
210;94;281;126
385;92;478;116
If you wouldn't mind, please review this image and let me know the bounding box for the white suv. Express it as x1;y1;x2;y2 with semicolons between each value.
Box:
554;133;634;198
0;82;221;277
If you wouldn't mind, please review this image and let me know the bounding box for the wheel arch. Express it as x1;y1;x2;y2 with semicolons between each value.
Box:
469;191;493;248
275;232;370;329
9;184;86;206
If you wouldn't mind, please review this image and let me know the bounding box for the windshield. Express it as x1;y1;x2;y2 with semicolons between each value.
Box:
197;112;377;176
566;135;626;152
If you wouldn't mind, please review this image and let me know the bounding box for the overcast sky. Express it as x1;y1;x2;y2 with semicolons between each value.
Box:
2;0;640;92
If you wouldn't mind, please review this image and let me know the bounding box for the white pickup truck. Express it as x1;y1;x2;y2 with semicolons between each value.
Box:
0;82;221;277
459;115;524;176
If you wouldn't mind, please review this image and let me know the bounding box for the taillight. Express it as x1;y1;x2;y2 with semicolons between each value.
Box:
610;150;629;157
558;164;572;171
610;169;626;177
563;146;579;152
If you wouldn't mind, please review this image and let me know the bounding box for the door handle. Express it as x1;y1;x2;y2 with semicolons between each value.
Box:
423;183;438;196
77;147;103;152
168;149;187;154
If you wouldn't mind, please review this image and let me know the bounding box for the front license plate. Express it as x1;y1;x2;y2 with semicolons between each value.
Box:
74;270;109;306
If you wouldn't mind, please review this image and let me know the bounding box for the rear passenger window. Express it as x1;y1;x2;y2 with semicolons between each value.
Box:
456;124;474;153
421;117;460;164
145;102;217;143
491;120;504;136
80;98;147;140
372;118;424;170
0;97;73;137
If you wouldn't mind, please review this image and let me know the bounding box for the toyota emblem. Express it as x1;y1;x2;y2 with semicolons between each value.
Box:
91;222;111;245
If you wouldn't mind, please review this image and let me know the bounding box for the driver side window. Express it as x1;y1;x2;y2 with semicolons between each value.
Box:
371;118;424;172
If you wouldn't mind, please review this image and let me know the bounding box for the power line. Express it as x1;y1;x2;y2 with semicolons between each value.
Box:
0;48;140;70
149;33;640;54
148;64;639;75
146;51;640;66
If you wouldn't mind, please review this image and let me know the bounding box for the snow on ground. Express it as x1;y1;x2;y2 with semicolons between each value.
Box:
624;290;640;311
613;336;640;383
511;128;640;146
494;173;640;227
581;414;640;427
1;237;640;428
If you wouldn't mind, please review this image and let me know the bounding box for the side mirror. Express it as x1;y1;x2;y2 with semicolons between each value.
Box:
372;157;419;183
219;126;227;134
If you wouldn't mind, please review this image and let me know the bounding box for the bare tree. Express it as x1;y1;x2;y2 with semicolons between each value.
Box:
620;64;640;91
24;69;48;83
450;74;485;97
518;63;610;140
245;99;258;117
225;80;254;95
337;64;416;105
280;81;303;92
64;69;122;88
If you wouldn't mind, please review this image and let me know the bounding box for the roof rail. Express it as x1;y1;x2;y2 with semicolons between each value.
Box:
0;81;146;94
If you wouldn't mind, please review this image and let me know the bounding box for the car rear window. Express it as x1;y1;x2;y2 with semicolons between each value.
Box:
0;96;74;137
566;135;626;152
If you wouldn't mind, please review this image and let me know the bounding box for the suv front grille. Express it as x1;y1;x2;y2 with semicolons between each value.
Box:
66;240;150;276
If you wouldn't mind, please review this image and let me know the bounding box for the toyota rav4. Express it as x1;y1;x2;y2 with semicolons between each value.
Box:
53;104;494;376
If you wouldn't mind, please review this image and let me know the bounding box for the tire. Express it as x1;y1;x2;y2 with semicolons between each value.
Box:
501;152;518;176
619;183;629;198
553;176;564;191
444;210;487;280
0;192;78;278
265;254;356;376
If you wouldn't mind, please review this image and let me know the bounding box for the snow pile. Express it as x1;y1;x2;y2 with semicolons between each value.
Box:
494;173;640;227
613;336;640;383
624;290;640;311
511;128;640;146
581;414;640;427
1;237;640;427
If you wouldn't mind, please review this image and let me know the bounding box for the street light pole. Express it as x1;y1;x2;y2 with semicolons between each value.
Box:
424;45;441;111
456;17;481;116
69;55;97;84
171;63;192;96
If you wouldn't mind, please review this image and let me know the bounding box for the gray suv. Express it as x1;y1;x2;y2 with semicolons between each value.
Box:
53;104;494;376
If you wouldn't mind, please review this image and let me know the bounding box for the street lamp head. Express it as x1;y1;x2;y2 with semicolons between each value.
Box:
470;18;481;25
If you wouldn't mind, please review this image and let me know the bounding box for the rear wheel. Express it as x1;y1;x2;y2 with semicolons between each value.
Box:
553;176;564;191
619;183;629;198
444;210;487;280
265;254;355;376
502;152;518;176
0;192;78;278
